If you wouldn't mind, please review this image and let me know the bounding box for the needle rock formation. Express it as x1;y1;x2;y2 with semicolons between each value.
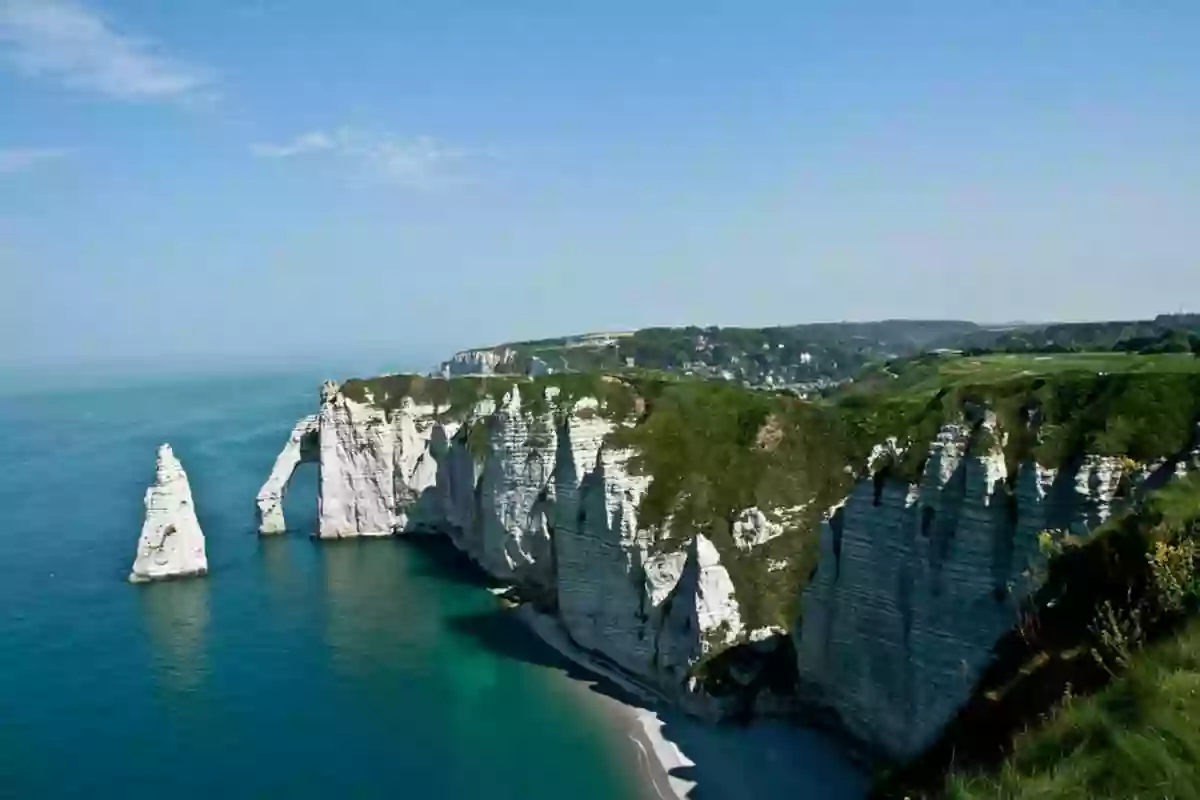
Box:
129;444;208;583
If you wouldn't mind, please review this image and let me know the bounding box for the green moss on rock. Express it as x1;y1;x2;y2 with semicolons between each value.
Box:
336;372;645;423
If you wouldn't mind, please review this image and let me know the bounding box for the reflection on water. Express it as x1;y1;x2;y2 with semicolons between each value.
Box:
321;540;405;679
259;536;298;586
137;579;211;692
258;536;306;603
319;539;500;706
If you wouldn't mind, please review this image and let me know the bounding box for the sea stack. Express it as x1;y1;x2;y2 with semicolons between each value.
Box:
129;444;208;583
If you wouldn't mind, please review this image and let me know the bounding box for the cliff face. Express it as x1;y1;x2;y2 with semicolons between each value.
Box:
438;348;515;377
130;444;208;583
262;370;1199;761
266;379;753;702
796;418;1132;760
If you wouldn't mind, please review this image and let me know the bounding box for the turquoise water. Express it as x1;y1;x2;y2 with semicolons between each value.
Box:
0;374;645;798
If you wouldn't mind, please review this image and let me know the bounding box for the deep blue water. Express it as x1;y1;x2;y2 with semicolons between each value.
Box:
0;373;644;798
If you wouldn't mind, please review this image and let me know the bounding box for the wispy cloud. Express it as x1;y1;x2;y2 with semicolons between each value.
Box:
252;128;475;189
0;0;211;102
0;146;71;175
250;131;334;159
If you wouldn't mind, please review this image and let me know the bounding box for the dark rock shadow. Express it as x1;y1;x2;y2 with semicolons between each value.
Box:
447;609;657;711
400;533;504;588
653;709;869;799
448;608;868;799
403;535;867;798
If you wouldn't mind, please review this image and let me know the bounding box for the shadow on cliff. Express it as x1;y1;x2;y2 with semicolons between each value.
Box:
447;609;653;709
407;527;866;798
402;534;508;589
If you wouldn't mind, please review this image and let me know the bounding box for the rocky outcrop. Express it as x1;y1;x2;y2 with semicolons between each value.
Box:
256;415;319;534
731;505;807;552
129;444;208;583
259;370;1200;765
264;370;1200;762
655;534;744;682
438;348;515;377
277;378;752;703
796;417;1133;761
315;381;461;538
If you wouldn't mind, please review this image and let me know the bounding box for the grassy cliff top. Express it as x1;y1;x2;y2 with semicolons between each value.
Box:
440;320;986;384
844;350;1200;396
337;357;1200;634
336;371;653;421
947;615;1200;799
832;352;1200;480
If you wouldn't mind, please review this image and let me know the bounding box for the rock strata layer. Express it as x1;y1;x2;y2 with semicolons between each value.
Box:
797;420;1131;760
129;444;208;583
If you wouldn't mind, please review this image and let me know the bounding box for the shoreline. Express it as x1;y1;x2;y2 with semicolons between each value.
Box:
513;605;693;799
511;605;869;800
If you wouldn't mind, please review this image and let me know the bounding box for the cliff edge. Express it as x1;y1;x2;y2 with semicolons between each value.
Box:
257;356;1200;772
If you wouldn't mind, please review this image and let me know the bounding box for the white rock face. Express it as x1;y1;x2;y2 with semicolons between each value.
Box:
438;348;515;376
732;505;808;552
301;378;752;699
316;386;459;538
797;420;1133;761
656;534;744;680
284;376;1200;743
449;384;559;585
129;444;208;583
256;415;319;534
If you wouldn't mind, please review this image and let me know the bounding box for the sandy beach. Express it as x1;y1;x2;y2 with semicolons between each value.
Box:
513;606;868;800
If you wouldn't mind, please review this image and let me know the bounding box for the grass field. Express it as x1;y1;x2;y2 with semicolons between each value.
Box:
848;352;1200;398
948;616;1200;800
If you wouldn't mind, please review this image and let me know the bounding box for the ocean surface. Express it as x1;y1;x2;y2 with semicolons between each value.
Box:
0;372;648;798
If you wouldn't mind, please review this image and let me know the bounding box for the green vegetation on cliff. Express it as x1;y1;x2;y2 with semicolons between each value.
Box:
949;314;1200;355
949;617;1200;799
447;319;984;386
836;355;1200;482
442;315;1200;390
342;356;1200;770
338;372;644;422
342;357;1200;646
609;379;859;631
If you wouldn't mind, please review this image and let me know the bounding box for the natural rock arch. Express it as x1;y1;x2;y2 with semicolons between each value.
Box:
255;415;320;534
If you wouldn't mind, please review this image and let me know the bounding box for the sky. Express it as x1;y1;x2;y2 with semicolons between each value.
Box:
1;0;1198;373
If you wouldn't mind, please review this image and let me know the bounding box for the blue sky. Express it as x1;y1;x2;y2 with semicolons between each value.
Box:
1;0;1198;372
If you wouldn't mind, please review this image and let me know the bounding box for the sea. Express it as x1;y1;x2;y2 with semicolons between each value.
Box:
0;368;867;799
0;369;650;798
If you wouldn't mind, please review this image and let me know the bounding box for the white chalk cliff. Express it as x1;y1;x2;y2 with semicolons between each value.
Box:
797;417;1134;760
260;376;1188;761
438;348;515;376
262;381;750;704
256;414;319;534
129;444;208;583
